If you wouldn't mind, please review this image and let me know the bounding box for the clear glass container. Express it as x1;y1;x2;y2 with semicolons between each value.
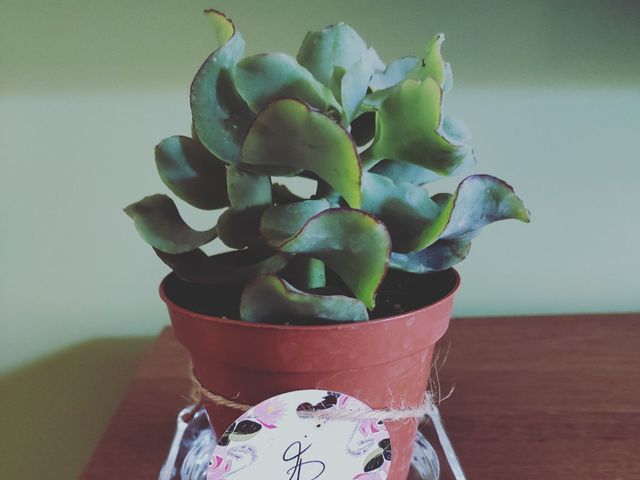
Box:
159;404;465;480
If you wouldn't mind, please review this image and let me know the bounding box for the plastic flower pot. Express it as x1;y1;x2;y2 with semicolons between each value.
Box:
160;269;460;480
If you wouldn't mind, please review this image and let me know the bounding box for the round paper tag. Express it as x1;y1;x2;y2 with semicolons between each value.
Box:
207;389;391;479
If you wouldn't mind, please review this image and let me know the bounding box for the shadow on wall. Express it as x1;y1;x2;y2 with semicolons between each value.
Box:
0;337;153;479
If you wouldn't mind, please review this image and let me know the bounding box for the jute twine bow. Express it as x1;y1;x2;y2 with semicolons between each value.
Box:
184;365;435;423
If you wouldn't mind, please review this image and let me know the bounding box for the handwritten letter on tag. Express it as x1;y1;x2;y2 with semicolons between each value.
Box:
208;389;392;480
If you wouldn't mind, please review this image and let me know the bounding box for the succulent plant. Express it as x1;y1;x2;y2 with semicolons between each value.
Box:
125;10;529;324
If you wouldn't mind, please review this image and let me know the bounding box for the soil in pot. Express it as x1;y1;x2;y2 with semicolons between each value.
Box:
163;267;458;322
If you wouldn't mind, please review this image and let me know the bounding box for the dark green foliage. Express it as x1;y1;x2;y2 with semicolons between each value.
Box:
125;10;529;324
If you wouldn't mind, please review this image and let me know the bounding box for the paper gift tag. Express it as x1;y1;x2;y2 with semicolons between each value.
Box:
207;389;392;480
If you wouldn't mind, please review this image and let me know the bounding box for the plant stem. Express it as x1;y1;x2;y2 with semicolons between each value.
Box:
305;257;327;289
290;256;326;290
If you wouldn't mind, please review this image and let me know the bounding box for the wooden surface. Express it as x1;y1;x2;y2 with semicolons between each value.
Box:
81;314;640;479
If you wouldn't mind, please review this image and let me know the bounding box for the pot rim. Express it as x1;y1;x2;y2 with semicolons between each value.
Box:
159;269;460;332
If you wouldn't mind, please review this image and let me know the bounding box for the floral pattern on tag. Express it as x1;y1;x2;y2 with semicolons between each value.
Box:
207;390;391;480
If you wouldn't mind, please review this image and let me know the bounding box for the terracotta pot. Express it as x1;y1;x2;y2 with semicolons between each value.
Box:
160;269;460;480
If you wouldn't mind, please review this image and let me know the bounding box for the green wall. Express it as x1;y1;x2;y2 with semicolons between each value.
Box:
1;0;639;477
3;0;639;91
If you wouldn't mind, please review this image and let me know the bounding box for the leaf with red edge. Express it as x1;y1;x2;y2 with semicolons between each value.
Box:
191;10;253;164
389;239;471;273
124;194;217;254
267;209;391;309
234;53;340;113
404;175;531;252
155;136;228;210
241;98;362;208
240;274;368;323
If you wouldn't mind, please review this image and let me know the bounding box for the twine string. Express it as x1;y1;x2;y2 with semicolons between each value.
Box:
187;367;433;423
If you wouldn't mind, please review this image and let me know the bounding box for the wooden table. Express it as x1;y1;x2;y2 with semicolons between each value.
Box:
81;314;640;479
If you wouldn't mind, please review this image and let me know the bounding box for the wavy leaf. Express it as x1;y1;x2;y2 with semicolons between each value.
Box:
366;78;472;174
155;136;228;210
191;10;253;164
361;173;439;252
438;175;531;240
218;166;272;249
241;98;362;208
439;115;471;144
204;8;234;45
389;239;471;273
443;62;453;93
260;199;330;244
370;116;475;185
405;175;530;252
240;274;368;324
370;56;418;91
156;248;289;284
409;33;447;87
269;209;390;308
234;53;339;113
356;88;391;116
226;166;272;210
297;23;368;90
356;34;451;117
408;33;453;93
370;159;441;186
124;195;217;254
340;48;382;124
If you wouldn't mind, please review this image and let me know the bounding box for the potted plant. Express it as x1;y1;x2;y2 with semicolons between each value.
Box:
125;9;529;479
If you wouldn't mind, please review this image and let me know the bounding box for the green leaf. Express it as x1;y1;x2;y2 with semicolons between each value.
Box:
241;98;362;208
260;199;330;244
361;173;439;252
356;35;451;118
340;49;378;124
155;136;228;210
124;194;217;254
356;88;391;115
443;62;453;93
204;9;235;45
405;175;530;252
389;239;471;273
440;115;471;144
218;166;272;249
155;248;290;284
369;56;418;91
297;23;368;89
370;159;441;186
269;209;391;309
355;58;420;117
409;33;447;86
437;175;531;241
226;166;272;210
366;78;471;174
191;11;254;164
282;256;326;290
240;274;368;324
370;118;475;185
233;53;340;113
